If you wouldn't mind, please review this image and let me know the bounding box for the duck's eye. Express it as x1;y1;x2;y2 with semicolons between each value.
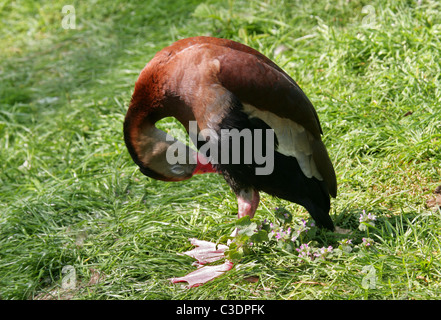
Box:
170;165;185;176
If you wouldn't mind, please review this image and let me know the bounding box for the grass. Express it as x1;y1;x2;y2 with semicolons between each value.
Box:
1;0;440;300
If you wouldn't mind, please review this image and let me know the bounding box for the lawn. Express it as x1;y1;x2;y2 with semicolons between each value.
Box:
1;0;440;300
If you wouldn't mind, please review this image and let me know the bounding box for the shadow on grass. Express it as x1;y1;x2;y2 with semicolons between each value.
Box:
1;0;202;120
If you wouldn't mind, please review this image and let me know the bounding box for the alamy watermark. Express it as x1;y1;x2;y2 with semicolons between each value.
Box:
361;5;377;29
62;5;76;30
61;265;76;289
165;121;275;175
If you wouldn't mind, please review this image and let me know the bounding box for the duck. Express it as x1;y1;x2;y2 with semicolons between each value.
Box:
123;36;337;287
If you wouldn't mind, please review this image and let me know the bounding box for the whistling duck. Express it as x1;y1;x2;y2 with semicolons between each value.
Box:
124;36;337;287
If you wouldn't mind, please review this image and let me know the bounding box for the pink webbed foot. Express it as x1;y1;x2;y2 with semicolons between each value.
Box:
169;260;234;288
169;189;259;288
169;238;233;288
178;238;228;265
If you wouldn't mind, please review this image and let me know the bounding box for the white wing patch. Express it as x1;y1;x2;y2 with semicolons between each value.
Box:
242;104;323;180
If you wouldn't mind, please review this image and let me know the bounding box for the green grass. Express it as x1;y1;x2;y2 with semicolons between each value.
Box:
1;0;440;300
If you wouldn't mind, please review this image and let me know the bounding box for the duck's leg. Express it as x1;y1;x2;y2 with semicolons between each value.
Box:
237;188;260;219
228;188;260;242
